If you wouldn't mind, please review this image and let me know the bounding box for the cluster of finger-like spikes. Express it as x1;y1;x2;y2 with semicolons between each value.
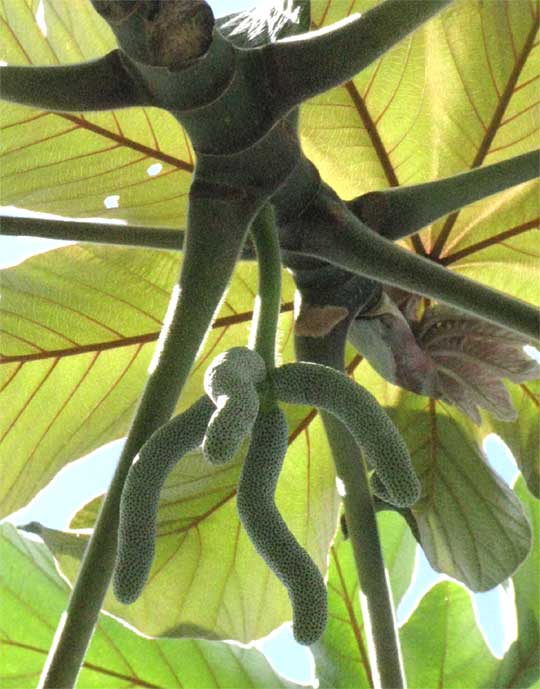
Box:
113;345;420;644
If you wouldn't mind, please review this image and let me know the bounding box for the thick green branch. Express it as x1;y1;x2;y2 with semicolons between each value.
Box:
295;328;406;689
38;184;259;689
249;205;282;370
0;51;149;111
348;150;540;240
294;186;540;342
264;0;453;115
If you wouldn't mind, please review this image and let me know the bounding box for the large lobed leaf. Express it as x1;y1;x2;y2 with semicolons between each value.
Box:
0;523;301;688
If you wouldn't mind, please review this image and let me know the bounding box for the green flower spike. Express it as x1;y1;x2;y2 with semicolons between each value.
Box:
114;395;215;605
272;362;420;508
236;405;328;646
202;347;267;464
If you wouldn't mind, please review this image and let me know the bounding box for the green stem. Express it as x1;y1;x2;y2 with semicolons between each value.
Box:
0;214;184;251
38;185;258;689
298;186;540;342
0;214;260;259
348;150;540;240
0;51;148;111
295;329;405;689
265;0;452;116
249;205;282;371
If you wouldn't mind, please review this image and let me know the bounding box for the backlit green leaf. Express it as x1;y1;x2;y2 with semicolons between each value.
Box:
0;243;295;517
0;523;300;688
489;478;539;688
401;581;497;688
351;360;532;591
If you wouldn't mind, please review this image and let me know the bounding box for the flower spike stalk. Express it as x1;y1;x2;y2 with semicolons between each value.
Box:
294;327;408;689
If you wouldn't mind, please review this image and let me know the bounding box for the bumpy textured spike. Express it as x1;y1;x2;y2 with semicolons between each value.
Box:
203;347;267;464
237;406;328;645
370;472;394;504
272;363;420;508
114;395;215;604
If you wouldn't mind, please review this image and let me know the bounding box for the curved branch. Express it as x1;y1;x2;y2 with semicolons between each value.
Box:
0;51;151;111
38;181;260;689
264;0;453;115
292;185;540;343
348;150;540;240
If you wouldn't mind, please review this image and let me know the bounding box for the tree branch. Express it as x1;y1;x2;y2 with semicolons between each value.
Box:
348;150;540;241
0;214;262;259
38;181;260;689
0;51;150;112
291;185;540;343
264;0;453;116
0;214;183;250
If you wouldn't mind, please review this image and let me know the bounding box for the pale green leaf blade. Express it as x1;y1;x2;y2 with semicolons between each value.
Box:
412;413;531;591
305;0;539;305
0;0;195;226
0;243;295;517
379;510;417;606
400;581;497;689
484;380;540;498
0;523;299;689
311;532;372;689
